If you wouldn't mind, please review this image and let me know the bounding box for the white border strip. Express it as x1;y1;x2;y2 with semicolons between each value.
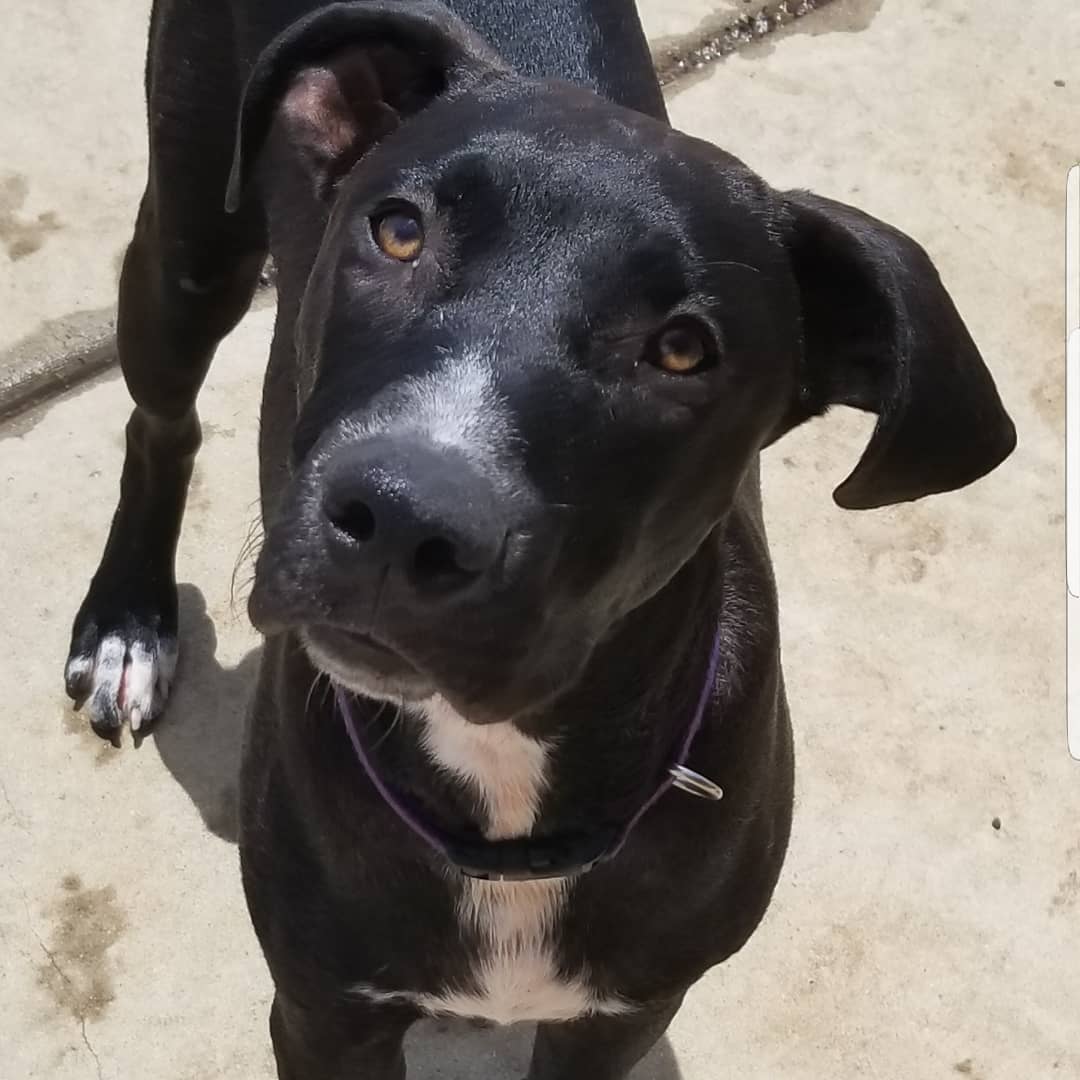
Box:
1068;167;1079;757
1068;166;1078;336
1068;170;1078;598
1068;325;1078;599
1067;328;1075;760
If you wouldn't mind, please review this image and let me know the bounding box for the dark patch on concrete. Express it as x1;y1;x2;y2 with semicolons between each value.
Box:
741;0;884;58
62;704;120;767
654;0;850;89
1017;298;1065;432
858;510;947;585
1001;146;1059;210
202;421;237;440
1031;372;1064;431
1051;869;1078;912
789;0;883;35
806;920;866;980
1054;79;1066;88
0;173;64;261
659;0;880;86
37;874;127;1023
187;465;214;519
954;1059;985;1080
990;96;1066;212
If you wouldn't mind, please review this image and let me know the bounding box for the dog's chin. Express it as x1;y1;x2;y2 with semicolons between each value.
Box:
298;624;561;725
300;626;436;704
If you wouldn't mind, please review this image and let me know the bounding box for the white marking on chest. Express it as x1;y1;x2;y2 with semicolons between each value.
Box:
351;696;631;1024
419;696;549;841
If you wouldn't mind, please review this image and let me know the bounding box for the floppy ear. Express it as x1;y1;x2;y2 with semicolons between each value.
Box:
776;190;1016;510
225;0;508;211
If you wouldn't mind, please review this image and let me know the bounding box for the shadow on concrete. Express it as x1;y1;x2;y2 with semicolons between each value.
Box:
152;583;260;843
152;586;683;1080
406;1017;682;1080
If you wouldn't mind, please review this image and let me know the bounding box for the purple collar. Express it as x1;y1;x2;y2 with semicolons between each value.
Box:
336;625;724;882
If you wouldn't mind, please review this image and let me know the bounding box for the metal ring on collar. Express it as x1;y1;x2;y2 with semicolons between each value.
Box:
669;764;724;801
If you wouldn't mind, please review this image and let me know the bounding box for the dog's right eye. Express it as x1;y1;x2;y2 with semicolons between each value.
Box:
649;320;716;376
372;209;424;262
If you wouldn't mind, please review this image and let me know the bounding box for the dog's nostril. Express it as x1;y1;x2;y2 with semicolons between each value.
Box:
328;499;376;543
413;537;466;583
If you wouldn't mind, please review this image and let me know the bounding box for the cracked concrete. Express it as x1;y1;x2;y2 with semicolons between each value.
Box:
0;0;1075;1077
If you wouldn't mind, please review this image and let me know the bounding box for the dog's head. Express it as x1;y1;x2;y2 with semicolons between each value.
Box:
237;1;1015;721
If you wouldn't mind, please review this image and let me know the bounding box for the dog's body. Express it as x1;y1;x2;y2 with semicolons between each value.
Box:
66;1;1015;1076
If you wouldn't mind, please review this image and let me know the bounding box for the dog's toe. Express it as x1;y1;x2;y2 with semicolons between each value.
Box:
66;632;178;738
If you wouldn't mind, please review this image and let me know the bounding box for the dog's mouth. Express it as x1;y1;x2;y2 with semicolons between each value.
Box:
301;624;436;702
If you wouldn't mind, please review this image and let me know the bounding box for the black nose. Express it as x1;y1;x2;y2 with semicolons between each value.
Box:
321;438;504;595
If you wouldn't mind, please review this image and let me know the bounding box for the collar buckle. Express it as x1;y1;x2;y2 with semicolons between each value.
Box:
669;764;724;801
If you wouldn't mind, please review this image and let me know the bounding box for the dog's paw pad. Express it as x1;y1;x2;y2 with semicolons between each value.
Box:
66;634;178;737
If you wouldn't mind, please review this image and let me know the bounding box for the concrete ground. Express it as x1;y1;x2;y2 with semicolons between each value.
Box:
0;0;1075;1077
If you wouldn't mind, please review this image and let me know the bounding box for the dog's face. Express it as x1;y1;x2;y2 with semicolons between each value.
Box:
237;1;1015;722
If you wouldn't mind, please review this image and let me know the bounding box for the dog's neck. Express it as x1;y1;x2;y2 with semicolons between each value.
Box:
323;538;728;851
443;0;666;120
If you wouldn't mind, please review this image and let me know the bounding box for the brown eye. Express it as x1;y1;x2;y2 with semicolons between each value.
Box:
373;211;424;261
654;322;710;375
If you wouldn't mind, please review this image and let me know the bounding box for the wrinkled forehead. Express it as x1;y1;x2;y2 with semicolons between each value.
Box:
327;79;780;334
348;81;713;234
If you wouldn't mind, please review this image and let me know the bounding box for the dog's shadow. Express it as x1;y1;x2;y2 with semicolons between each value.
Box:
406;1018;683;1079
152;585;683;1080
151;584;258;843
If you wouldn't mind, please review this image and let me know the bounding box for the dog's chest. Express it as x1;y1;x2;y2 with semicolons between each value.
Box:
355;699;629;1024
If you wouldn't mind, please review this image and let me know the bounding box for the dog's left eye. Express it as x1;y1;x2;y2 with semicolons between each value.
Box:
372;210;424;262
651;321;713;375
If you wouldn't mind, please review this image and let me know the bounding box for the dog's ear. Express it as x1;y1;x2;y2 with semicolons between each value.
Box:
774;190;1016;509
225;0;508;211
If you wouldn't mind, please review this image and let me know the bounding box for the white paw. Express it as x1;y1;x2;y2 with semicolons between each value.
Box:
65;634;178;736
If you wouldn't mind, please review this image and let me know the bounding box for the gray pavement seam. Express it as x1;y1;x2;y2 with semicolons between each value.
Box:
653;0;837;86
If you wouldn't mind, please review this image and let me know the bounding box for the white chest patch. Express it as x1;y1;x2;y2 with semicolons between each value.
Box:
351;696;631;1024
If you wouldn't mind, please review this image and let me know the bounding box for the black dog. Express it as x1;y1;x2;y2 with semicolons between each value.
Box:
66;0;1016;1075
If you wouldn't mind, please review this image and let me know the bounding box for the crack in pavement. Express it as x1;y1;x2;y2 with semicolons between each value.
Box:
80;1018;104;1080
34;933;105;1080
0;771;30;832
7;872;106;1079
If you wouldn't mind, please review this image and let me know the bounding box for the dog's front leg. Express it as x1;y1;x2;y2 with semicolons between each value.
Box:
528;995;685;1080
63;0;266;739
269;992;414;1080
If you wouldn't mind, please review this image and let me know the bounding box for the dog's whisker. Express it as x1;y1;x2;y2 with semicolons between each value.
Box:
319;673;335;709
368;701;404;752
230;513;265;615
304;670;327;719
363;699;390;729
699;258;761;274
